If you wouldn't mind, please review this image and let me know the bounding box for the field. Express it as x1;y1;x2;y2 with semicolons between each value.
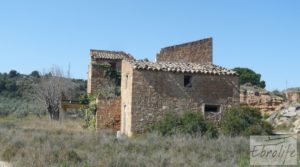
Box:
0;115;299;167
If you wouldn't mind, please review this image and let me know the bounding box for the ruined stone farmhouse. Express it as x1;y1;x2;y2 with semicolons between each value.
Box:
87;38;240;136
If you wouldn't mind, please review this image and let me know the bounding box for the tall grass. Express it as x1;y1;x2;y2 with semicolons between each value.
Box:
0;117;253;167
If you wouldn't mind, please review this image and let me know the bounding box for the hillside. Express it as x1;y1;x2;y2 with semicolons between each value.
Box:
0;70;87;117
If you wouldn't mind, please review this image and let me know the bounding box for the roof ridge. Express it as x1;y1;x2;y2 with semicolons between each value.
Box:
90;49;128;55
125;60;237;76
90;49;135;60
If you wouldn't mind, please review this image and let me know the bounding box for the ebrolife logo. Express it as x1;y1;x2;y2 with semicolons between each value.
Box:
250;135;297;165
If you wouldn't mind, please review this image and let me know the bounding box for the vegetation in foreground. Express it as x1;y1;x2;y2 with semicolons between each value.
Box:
221;106;273;136
0;115;251;167
0;106;275;167
151;111;218;138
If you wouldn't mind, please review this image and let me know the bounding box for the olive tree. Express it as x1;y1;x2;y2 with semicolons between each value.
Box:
33;67;77;120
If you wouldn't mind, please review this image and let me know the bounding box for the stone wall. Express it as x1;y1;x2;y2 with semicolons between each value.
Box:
121;61;239;135
96;97;121;131
87;59;122;94
156;38;213;64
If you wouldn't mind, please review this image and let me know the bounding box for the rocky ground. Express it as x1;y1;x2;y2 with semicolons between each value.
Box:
240;84;285;113
241;84;300;133
267;103;300;133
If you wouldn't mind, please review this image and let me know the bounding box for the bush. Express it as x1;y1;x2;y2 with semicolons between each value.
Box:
151;111;218;138
5;80;17;92
1;141;24;161
8;70;19;78
82;95;97;130
221;106;273;136
79;94;90;104
244;121;273;136
0;79;5;92
0;106;10;116
30;70;40;78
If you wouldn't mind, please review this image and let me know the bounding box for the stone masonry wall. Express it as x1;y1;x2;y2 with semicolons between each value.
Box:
129;69;239;134
96;97;121;131
156;38;213;64
87;59;122;94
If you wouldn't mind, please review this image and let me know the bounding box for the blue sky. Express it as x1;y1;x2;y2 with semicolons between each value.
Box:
0;0;299;90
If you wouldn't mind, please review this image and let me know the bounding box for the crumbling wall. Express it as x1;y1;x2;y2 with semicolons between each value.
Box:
87;60;122;94
88;49;133;94
96;97;121;131
156;38;213;64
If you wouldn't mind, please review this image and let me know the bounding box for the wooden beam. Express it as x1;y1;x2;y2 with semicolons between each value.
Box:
60;101;88;124
61;101;88;111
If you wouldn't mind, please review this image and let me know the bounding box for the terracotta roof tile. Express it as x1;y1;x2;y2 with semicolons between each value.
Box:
127;60;237;76
90;49;134;60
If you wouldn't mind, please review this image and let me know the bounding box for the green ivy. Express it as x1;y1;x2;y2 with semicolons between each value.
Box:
81;95;97;130
94;62;121;94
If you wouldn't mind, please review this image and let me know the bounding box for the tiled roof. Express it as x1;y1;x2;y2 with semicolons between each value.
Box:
127;60;237;75
90;49;134;60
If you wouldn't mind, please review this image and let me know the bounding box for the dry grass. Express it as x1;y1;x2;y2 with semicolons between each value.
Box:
0;115;290;167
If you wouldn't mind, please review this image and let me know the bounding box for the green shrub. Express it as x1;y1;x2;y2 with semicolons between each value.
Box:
244;121;273;136
151;112;180;136
66;150;82;163
5;80;17;92
79;94;90;105
30;70;40;78
0;106;10;116
151;111;218;138
8;70;19;78
0;79;5;92
1;141;24;161
221;106;273;136
82;95;97;130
